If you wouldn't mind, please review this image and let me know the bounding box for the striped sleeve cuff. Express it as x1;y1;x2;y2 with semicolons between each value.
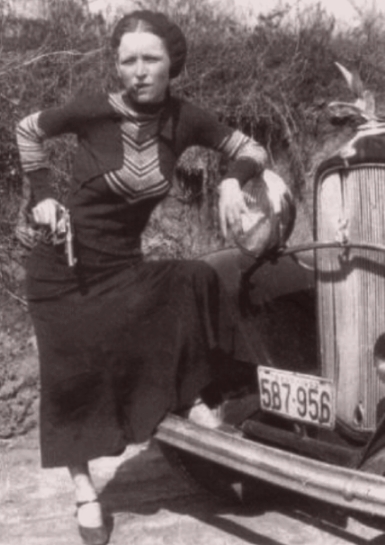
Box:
16;112;49;172
218;130;267;185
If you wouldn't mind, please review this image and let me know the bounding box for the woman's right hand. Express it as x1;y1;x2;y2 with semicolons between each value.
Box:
32;198;63;233
218;178;250;240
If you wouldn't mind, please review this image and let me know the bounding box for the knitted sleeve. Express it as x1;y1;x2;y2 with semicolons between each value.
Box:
16;93;112;203
179;101;267;185
16;111;56;203
217;130;267;184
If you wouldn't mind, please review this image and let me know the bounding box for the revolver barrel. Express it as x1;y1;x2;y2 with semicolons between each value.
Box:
55;208;77;268
63;209;77;267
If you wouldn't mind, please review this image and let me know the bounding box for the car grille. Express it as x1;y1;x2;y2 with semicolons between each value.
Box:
316;165;385;431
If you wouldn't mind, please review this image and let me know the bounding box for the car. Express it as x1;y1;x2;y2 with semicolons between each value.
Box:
154;64;385;525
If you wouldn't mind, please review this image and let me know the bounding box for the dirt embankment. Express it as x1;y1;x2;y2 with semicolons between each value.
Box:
0;252;38;438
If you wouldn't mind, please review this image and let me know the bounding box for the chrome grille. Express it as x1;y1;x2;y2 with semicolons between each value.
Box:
316;165;385;431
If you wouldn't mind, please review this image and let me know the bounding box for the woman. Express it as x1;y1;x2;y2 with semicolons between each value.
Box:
16;10;267;545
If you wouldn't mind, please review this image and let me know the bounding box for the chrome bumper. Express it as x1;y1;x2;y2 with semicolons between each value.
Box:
156;415;385;518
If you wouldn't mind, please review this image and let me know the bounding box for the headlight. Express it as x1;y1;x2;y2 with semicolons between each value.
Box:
234;169;296;257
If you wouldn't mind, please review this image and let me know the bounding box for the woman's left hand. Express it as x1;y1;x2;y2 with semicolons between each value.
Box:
218;178;249;239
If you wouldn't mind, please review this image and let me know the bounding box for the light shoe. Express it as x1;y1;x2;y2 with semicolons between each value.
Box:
187;399;222;429
76;499;111;545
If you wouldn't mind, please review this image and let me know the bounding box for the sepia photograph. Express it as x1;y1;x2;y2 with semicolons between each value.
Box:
2;0;385;543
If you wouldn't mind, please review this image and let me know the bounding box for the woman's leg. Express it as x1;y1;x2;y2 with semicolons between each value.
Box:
69;464;104;528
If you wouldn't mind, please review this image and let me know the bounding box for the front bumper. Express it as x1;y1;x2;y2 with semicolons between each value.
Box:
156;415;385;518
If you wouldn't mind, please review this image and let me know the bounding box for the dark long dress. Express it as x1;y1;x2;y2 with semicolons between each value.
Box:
18;92;265;468
26;178;236;468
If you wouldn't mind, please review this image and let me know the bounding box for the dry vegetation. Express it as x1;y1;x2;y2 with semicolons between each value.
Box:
1;0;385;436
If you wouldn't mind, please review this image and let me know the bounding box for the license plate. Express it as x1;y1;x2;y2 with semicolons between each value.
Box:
257;366;336;429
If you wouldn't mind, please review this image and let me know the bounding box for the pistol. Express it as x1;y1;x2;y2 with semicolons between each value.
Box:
55;207;77;268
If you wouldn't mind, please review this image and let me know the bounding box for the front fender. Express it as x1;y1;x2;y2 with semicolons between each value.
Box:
202;247;314;303
202;248;317;370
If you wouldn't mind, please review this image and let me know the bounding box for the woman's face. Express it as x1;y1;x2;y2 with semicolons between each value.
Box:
116;32;171;105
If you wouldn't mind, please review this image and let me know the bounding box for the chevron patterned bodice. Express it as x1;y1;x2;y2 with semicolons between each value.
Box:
105;93;171;204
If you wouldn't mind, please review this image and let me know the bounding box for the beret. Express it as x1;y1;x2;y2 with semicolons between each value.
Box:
111;10;187;78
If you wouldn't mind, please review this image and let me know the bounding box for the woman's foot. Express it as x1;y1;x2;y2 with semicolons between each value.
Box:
69;464;111;545
76;499;110;545
76;499;104;528
187;398;222;429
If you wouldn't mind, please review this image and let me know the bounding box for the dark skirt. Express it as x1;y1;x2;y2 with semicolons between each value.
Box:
27;247;236;468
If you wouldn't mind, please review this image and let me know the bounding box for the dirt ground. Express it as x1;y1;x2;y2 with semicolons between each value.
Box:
2;426;385;545
0;284;38;439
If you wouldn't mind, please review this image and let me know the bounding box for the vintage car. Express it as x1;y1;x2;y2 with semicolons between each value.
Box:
154;65;385;524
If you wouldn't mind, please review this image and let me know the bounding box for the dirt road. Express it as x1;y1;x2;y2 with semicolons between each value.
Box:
2;429;385;545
